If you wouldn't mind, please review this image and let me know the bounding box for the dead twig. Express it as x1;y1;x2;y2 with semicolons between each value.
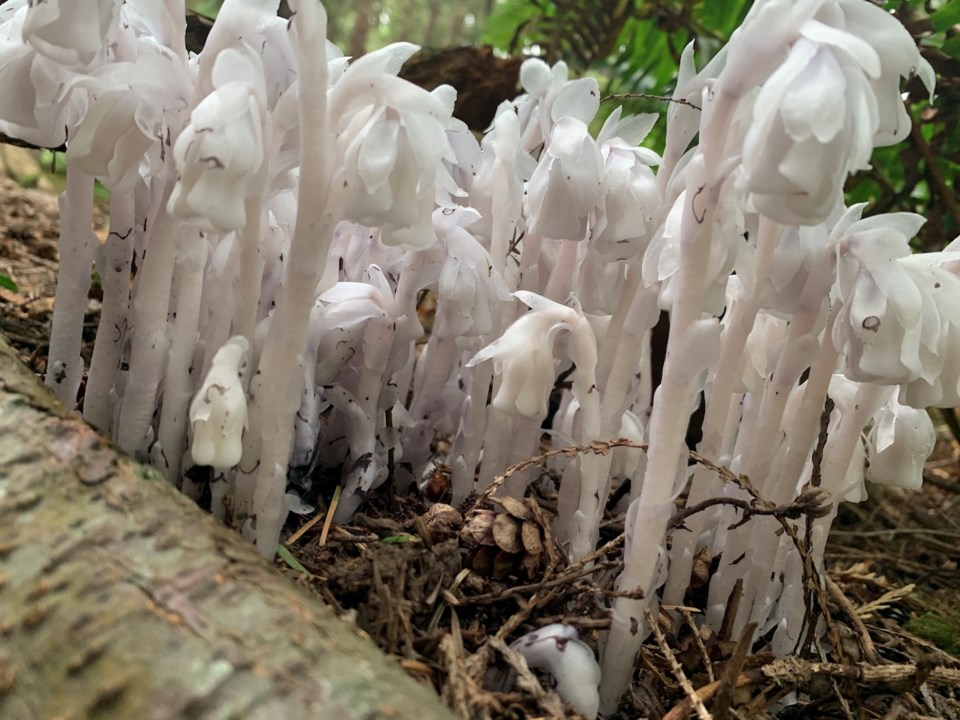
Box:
647;608;714;720
664;657;960;720
601;92;702;110
713;621;756;720
826;575;882;664
681;607;715;685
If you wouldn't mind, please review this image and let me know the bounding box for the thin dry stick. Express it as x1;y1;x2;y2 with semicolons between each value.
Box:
285;511;325;545
486;636;566;718
681;608;715;684
909;112;960;232
646;608;714;720
713;621;757;720
825;576;882;664
663;671;764;720
318;485;341;546
664;659;960;720
601;92;702;111
456;565;602;605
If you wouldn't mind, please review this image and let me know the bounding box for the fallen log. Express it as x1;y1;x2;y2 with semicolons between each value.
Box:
0;333;455;720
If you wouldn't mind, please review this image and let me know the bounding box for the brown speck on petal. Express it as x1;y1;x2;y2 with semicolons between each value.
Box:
862;315;881;332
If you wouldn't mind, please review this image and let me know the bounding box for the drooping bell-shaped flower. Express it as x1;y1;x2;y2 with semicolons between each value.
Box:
189;335;250;468
21;0;121;67
590;107;661;258
332;43;457;250
893;247;960;408
168;44;269;231
866;392;935;490
832;213;952;392
432;207;512;338
738;0;933;225
0;4;85;147
513;58;600;152
526;117;604;242
467;291;597;419
509;624;601;719
66;88;158;189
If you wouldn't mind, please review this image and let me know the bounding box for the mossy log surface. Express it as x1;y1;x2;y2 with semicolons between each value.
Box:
0;334;455;720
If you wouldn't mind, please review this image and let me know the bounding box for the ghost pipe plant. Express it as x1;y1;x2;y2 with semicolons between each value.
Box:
0;0;948;715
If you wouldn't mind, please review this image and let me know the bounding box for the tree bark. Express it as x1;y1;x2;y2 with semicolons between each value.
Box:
0;333;455;720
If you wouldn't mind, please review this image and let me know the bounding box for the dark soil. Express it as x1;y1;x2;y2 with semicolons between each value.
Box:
2;175;958;720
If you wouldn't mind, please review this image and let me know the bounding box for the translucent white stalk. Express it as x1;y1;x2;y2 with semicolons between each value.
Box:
234;196;265;345
154;229;207;484
45;166;95;407
85;189;135;432
663;215;780;605
601;88;737;709
737;309;842;633
248;0;332;555
116;191;179;455
451;362;494;504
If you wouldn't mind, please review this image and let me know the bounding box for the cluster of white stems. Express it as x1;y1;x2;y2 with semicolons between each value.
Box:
1;0;948;714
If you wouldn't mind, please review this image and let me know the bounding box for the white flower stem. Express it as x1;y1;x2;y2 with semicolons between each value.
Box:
600;90;736;711
543;238;580;302
46;166;95;407
405;327;460;469
199;235;237;378
155;229;207;484
234;196;265;345
478;407;514;489
735;307;842;634
662;215;780;605
601;175;717;708
85;188;135;432
116;186;179;455
568;362;603;562
451;361;493;504
247;0;332;555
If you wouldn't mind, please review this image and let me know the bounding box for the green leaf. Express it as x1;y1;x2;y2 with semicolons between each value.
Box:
381;534;422;544
942;34;960;59
186;0;224;19
276;545;309;574
481;0;540;50
930;3;960;33
0;275;17;293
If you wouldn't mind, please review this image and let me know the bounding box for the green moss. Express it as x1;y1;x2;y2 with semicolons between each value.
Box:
905;611;960;656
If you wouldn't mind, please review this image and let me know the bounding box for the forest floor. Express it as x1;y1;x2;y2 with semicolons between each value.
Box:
1;174;959;719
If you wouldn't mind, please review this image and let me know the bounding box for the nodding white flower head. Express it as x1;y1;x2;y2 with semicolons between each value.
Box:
509;623;601;719
590;107;661;257
168;44;269;231
189;336;250;468
0;4;87;147
832;214;960;406
66;88;158;189
332;42;457;250
432;207;512;338
21;0;122;67
526;116;604;242
513;58;600;152
738;0;934;225
467;292;596;419
866;391;935;490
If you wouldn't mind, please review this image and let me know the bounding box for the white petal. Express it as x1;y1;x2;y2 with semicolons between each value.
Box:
800;19;881;77
357;118;400;194
520;58;551;95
